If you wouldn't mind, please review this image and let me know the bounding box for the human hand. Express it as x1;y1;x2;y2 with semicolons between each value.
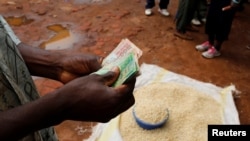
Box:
17;43;103;83
55;67;136;122
0;67;136;140
222;0;240;11
230;0;240;9
57;51;103;83
222;2;239;11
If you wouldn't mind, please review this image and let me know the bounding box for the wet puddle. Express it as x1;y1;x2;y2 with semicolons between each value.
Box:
5;15;81;50
4;15;34;26
39;24;81;50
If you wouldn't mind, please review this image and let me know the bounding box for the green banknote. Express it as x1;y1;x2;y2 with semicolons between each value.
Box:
94;52;139;87
102;38;142;66
93;38;142;87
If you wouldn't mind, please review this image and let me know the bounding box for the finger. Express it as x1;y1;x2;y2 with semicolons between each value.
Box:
109;78;135;118
101;67;120;86
114;77;136;98
109;96;135;118
98;57;104;64
107;77;136;118
120;96;135;113
123;72;139;84
91;56;104;71
60;71;78;83
95;56;103;69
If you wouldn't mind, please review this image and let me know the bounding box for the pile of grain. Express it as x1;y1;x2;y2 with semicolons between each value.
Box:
134;99;168;124
119;82;223;141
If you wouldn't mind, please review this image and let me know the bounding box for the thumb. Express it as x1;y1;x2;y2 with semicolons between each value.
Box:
101;67;120;86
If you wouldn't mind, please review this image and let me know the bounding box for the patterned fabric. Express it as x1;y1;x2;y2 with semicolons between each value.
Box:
0;16;58;141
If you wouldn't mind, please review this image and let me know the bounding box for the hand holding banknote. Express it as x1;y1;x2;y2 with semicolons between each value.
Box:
94;38;143;87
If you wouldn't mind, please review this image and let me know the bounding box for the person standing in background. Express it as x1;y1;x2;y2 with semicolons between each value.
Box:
174;0;200;40
195;0;241;59
191;0;208;26
145;0;170;16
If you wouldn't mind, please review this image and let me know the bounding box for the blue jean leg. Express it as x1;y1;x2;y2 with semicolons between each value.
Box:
145;0;155;9
159;0;169;9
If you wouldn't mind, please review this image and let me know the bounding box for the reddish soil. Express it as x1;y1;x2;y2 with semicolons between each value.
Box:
1;0;249;140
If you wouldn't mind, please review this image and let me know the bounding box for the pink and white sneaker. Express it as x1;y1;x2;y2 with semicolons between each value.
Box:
202;46;221;59
195;41;212;52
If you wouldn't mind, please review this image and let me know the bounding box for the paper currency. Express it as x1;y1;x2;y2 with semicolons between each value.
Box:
94;38;143;87
102;38;142;66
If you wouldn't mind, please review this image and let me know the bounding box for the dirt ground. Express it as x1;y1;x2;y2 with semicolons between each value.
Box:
1;0;250;140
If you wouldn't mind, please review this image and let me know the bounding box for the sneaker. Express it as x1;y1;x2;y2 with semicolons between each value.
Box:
195;41;211;52
201;18;206;23
145;9;152;16
202;46;221;59
191;19;201;26
158;9;170;16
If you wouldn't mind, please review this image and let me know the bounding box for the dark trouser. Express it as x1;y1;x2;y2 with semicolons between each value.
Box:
205;0;237;51
145;0;170;9
208;34;223;51
175;0;199;33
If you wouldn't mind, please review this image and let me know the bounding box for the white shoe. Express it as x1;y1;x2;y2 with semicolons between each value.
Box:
145;9;152;16
202;46;221;59
191;19;201;26
158;9;169;16
195;41;211;52
201;18;206;23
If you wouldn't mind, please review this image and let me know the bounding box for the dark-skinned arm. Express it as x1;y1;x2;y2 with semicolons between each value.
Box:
0;69;136;140
0;90;64;140
17;42;102;83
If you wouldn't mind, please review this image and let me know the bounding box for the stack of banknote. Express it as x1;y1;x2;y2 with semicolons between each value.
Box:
94;38;143;87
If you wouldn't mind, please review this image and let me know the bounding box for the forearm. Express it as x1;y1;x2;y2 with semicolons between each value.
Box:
17;42;62;80
0;91;64;140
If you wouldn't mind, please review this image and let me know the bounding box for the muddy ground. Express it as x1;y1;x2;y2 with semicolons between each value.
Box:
0;0;250;140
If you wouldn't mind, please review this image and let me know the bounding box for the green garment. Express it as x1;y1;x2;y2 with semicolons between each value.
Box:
0;16;58;141
175;0;200;33
193;0;207;20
